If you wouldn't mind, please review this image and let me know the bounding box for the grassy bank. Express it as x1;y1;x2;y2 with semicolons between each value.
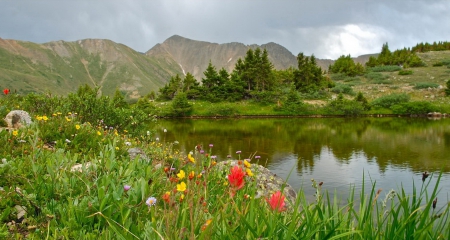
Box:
1;112;449;239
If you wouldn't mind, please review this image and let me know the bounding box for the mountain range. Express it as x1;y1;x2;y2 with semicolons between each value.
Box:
0;35;372;99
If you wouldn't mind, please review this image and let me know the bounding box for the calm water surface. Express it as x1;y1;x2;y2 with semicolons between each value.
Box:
153;117;450;204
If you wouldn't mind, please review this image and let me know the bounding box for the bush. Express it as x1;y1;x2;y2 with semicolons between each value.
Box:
367;65;402;72
330;84;355;96
205;104;240;116
413;82;440;90
399;69;413;75
322;94;365;115
371;93;410;109
169;92;192;117
274;88;309;114
391;101;438;114
365;72;391;84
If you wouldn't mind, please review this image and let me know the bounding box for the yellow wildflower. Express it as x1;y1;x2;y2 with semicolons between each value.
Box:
177;182;186;192
188;153;195;163
65;117;71;122
180;194;185;200
244;160;251;168
57;112;62;115
52;113;57;116
246;168;254;177
97;131;102;136
36;116;43;121
42;116;48;121
12;130;18;136
75;125;80;130
115;147;119;150
177;170;185;180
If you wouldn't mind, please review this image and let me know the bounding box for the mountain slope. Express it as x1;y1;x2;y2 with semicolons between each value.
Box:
0;38;183;98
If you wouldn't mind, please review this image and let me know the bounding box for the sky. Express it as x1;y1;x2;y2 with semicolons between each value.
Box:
1;0;449;60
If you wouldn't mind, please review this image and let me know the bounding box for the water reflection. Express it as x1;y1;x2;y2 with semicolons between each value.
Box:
154;117;450;202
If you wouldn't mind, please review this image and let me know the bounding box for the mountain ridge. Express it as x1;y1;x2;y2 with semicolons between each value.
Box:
0;35;372;99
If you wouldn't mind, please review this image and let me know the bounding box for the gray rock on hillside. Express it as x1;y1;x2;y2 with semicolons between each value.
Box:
4;110;32;128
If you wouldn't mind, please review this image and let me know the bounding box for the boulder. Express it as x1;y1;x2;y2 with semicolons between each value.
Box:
4;110;32;128
128;147;150;162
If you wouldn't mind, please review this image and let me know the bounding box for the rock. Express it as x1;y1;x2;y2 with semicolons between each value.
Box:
70;162;92;172
216;160;297;209
4;110;32;128
128;147;150;162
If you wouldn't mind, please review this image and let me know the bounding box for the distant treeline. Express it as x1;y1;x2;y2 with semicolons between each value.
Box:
412;41;450;52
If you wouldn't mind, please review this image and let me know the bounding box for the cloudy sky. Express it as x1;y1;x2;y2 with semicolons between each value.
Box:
1;0;449;59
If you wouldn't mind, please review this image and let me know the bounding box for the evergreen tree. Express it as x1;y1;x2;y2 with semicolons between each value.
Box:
201;61;219;90
112;89;127;108
293;53;328;92
446;80;450;96
328;55;365;76
170;92;192;117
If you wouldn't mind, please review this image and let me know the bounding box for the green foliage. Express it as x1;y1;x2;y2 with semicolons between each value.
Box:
328;54;365;76
446;80;450;96
274;87;308;114
399;69;414;75
294;53;330;93
365;72;391;84
169;92;192;117
391;101;438;114
205;103;240;116
365;42;425;68
371;93;410;109
412;41;450;52
367;65;402;72
323;94;366;115
331;83;355;96
413;82;440;89
355;92;371;110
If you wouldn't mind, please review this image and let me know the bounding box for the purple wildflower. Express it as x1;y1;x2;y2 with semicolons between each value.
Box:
124;185;131;192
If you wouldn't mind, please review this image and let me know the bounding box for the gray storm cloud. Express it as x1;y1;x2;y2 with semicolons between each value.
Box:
0;0;449;59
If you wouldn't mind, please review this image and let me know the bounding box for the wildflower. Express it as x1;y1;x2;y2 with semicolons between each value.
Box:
188;153;195;163
209;144;213;148
124;185;131;192
227;155;231;158
236;150;241;154
177;170;186;180
65;139;71;143
180;194;185;201
65;117;71;122
125;141;131;146
155;137;160;141
177;182;187;192
246;168;254;177
267;191;286;212
162;192;171;203
96;131;102;136
75;124;81;130
211;155;217;160
244;160;251;168
36;116;43;121
52;113;57;116
228;165;245;190
57;112;62;115
147;131;151;136
42;115;48;121
211;161;217;166
200;150;205;154
201;219;212;231
197;173;203;178
3;88;10;95
163;129;167;133
115;147;119;150
145;197;157;206
188;171;195;180
12;130;18;136
255;156;261;159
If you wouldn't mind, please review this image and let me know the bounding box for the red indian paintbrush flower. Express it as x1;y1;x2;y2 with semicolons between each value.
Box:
3;89;10;95
267;191;286;212
228;165;245;190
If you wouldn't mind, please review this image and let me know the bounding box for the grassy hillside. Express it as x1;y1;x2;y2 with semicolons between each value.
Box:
0;38;183;99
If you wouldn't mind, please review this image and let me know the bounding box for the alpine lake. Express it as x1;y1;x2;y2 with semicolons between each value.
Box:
153;117;450;206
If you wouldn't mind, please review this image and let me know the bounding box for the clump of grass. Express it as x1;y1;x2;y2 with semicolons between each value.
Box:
399;69;414;75
365;72;392;84
413;82;440;90
368;65;402;72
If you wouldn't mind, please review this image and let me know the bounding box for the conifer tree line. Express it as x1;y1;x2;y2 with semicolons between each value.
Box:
157;41;444;102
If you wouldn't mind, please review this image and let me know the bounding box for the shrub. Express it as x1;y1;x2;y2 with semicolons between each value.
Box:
205;104;240;116
413;82;440;90
371;93;410;109
367;65;402;72
274;88;309;114
169;92;192;117
322;94;365;115
391;101;438;114
331;84;355;96
446;80;450;96
399;69;413;75
365;72;391;84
